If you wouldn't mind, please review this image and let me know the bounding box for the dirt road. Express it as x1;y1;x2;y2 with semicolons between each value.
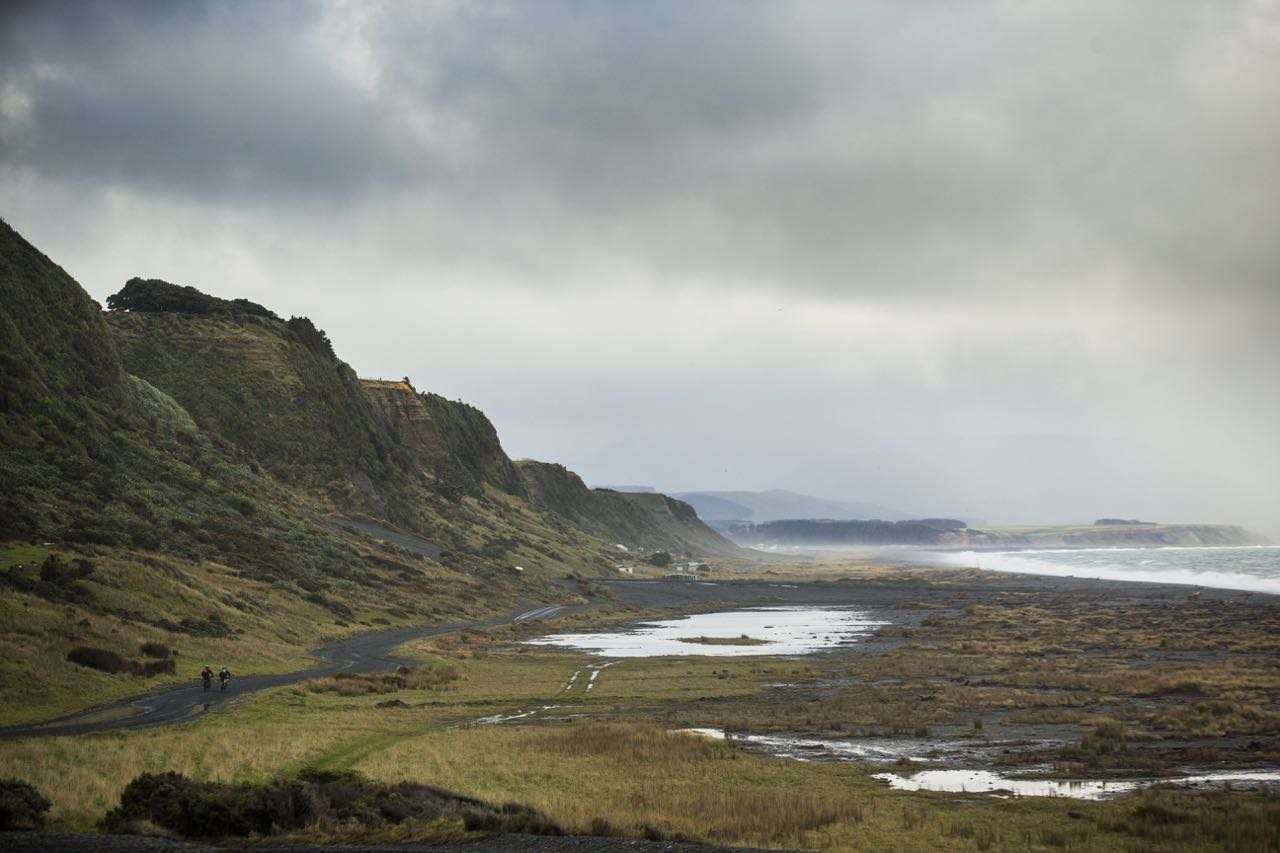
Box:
0;604;569;740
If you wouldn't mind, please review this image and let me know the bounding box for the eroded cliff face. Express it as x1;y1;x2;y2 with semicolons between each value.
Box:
359;380;526;499
359;380;462;493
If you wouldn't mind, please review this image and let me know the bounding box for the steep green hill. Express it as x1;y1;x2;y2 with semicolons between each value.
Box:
0;220;504;721
0;218;740;722
106;309;420;522
0;220;321;572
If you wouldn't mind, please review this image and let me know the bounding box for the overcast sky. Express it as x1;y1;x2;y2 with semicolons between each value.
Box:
2;1;1277;532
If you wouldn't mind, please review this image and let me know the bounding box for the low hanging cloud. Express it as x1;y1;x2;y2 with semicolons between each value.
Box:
2;1;1277;531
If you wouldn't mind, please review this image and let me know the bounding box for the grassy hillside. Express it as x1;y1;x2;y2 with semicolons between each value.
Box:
1;219;336;572
107;311;411;511
0;219;739;722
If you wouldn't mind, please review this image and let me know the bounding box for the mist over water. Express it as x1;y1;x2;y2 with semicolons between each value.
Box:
930;546;1280;595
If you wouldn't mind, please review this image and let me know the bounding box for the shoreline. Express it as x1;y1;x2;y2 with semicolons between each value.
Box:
735;543;1280;596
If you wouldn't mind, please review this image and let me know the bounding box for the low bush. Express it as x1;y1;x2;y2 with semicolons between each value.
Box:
66;647;175;677
101;769;561;839
139;642;172;659
0;779;52;830
38;554;95;585
66;646;126;674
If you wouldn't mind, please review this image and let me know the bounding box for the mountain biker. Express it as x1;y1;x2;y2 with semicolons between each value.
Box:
201;666;213;691
218;666;231;692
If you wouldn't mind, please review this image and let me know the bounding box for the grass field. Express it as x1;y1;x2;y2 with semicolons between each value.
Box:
0;540;514;726
2;563;1278;850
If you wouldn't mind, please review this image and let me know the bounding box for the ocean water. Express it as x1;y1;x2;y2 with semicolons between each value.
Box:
931;545;1280;594
524;606;887;657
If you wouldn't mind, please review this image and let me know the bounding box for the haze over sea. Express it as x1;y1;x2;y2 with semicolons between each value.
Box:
931;546;1280;595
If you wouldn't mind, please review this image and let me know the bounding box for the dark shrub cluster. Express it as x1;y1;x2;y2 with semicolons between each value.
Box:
0;779;52;830
0;554;97;606
38;554;95;584
107;278;277;319
101;770;561;839
645;551;672;567
67;646;126;674
66;647;176;677
140;642;172;659
285;316;336;360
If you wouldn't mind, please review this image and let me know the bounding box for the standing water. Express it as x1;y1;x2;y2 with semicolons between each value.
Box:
525;606;887;657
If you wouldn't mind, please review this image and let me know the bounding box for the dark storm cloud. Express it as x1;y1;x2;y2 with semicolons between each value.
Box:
4;2;1276;300
1;1;1277;531
0;1;417;198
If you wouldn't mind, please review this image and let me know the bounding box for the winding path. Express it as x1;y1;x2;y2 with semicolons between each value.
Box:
0;604;568;740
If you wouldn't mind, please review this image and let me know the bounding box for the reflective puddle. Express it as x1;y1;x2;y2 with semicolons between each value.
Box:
678;729;1280;800
526;606;888;657
873;769;1280;800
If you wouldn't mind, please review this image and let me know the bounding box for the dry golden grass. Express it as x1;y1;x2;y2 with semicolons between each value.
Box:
4;558;1279;850
299;664;460;696
0;540;511;726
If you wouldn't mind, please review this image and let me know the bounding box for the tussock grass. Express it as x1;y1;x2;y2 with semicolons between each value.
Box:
1098;789;1280;852
356;721;875;845
3;639;1279;850
299;664;459;697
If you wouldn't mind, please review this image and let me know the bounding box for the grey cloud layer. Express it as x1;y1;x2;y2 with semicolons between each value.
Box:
1;1;1277;530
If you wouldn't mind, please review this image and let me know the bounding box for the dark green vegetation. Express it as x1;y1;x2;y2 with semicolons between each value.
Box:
0;218;737;722
0;779;51;830
65;647;174;678
101;769;561;841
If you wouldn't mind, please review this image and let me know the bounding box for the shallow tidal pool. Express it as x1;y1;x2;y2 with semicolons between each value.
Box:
872;768;1280;800
524;606;888;657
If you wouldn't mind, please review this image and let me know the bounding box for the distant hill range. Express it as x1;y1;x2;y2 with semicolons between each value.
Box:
671;489;912;524
726;518;1269;550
